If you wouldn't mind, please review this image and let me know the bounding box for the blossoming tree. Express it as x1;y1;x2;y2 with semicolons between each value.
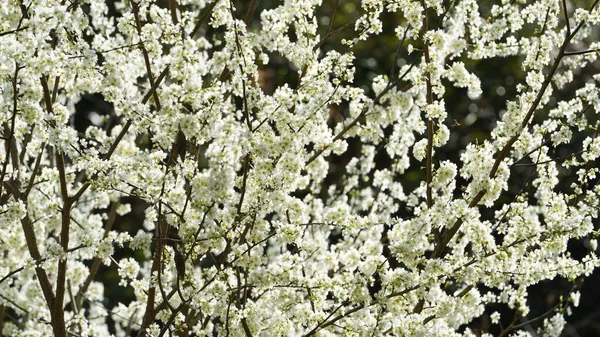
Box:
1;0;600;336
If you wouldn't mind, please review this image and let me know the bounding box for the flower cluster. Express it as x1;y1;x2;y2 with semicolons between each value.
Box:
0;0;599;336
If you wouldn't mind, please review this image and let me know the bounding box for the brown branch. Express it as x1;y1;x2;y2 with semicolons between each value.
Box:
0;63;20;197
54;154;71;312
20;214;63;336
142;66;170;106
236;154;250;215
189;0;219;38
564;49;598;56
168;0;179;25
136;218;167;337
244;0;259;24
301;302;349;337
41;71;70;337
156;304;184;337
51;76;60;104
313;17;357;52
137;162;173;337
136;60;182;333
420;0;434;210
131;0;161;110
562;0;571;36
324;0;339;42
67;42;144;59
388;25;409;82
74;202;118;309
0;25;29;36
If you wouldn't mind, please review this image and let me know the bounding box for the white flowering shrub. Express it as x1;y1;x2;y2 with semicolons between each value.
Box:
1;0;600;336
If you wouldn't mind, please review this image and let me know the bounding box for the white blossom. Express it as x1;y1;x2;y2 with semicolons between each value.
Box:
0;0;598;336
